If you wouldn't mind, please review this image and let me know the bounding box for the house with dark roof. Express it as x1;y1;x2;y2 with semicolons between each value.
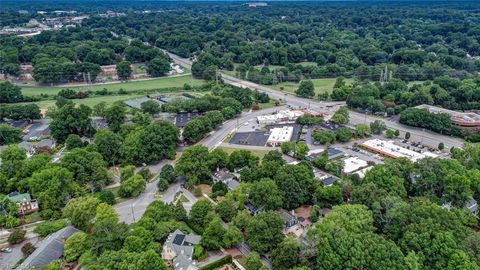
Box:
279;209;300;234
306;148;344;161
212;169;234;183
17;226;80;269
212;169;240;190
175;112;202;127
161;229;201;270
7;192;38;215
245;202;263;216
321;176;337;187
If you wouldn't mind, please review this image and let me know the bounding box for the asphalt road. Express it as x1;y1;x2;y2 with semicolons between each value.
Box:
164;50;465;150
0;237;39;270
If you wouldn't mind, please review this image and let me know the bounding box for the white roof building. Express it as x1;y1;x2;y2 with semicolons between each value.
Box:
342;157;369;174
361;139;437;162
354;166;374;179
266;126;293;146
257;110;304;125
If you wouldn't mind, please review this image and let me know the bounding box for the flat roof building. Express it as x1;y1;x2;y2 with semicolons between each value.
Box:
257;110;304;125
342;157;369;174
361;139;436;162
266;126;293;147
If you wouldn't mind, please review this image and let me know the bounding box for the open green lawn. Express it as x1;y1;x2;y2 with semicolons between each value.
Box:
20;75;203;97
271;78;354;95
217;147;269;160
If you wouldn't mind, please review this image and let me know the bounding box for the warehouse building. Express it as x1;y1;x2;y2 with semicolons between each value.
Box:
266;126;294;146
361;139;438;162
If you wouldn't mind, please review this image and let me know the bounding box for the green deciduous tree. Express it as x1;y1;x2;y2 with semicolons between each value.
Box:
141;100;161;115
94;130;123;166
63;196;100;231
116;61;132;80
175;145;211;187
64;232;89;262
104;102;127;132
295;80;315;98
201;217;226;250
189;200;214;233
60;148;110;191
223;225;243;248
246;211;284;253
0;124;22;145
0;81;23;103
146;57;170;77
121;121;178;165
50;103;94;142
119;175;146;198
271;237;301;270
249;178;283;210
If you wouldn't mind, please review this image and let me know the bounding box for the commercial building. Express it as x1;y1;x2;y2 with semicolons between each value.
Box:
266;126;293;146
257;110;304;125
342;157;369;175
361;139;437;162
416;104;480;127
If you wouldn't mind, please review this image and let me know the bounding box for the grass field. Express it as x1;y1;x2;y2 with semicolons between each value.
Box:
217;146;269;159
20;75;203;97
271;78;354;95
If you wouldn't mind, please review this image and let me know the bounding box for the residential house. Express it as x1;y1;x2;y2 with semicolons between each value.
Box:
279;209;300;234
161;229;201;270
212;169;234;183
17;226;80;269
212;169;240;190
8;192;38;215
245;202;263;216
443;198;479;217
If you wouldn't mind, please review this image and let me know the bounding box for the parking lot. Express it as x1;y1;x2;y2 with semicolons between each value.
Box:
230;131;269;146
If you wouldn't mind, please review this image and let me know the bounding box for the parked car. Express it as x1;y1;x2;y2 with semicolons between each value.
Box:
1;247;12;253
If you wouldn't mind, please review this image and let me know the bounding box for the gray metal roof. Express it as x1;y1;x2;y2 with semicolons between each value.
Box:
212;169;234;182
227;180;240;190
164;229;201;270
17;226;80;269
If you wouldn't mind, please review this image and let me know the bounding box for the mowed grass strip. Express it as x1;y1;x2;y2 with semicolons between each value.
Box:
271;78;354;95
216;146;270;160
20;75;203;96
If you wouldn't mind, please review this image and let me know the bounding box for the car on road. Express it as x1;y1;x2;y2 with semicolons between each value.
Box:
1;247;12;253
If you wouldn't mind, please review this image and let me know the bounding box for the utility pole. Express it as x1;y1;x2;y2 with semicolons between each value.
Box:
131;204;136;223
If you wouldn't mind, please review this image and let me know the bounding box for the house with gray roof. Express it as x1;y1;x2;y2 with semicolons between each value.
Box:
17;226;80;269
161;229;201;270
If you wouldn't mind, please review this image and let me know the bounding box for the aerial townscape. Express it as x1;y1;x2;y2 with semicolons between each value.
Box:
1;0;480;270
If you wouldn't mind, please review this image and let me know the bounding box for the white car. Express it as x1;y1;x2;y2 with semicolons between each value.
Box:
1;247;12;253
